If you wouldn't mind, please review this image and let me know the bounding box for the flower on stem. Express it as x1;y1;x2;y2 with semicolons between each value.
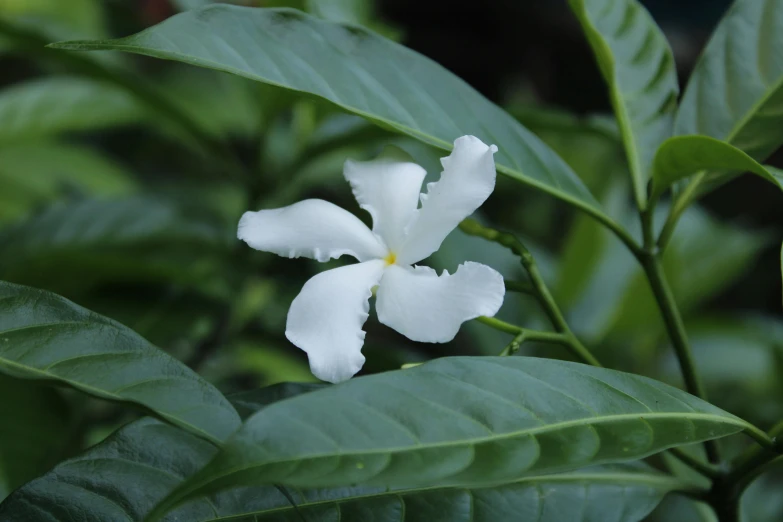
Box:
238;136;505;383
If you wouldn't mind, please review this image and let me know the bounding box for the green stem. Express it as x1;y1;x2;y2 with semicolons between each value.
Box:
461;219;602;367
727;421;783;489
639;200;718;463
641;251;718;462
657;172;706;251
475;316;567;345
669;448;722;479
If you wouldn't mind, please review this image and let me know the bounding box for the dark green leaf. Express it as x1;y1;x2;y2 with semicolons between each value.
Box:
51;6;610;219
652;136;783;197
569;0;678;206
149;356;750;517
0;196;231;295
0;281;240;444
230;381;326;419
0;76;142;143
0;416;692;522
0;142;137;224
674;0;783;199
0;375;70;501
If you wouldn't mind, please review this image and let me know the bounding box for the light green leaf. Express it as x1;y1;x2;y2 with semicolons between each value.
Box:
148;356;752;518
0;281;241;444
0;196;231;295
569;0;678;207
0;375;70;501
51;6;609;219
0;76;142;143
0;142;137;224
0;409;693;522
674;0;783;200
652;135;783;197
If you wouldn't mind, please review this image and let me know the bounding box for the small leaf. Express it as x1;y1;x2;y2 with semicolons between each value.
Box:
674;0;783;199
651;135;783;197
0;416;693;522
569;0;678;206
0;375;70;501
51;6;611;220
0;76;142;143
0;281;241;444
148;356;750;517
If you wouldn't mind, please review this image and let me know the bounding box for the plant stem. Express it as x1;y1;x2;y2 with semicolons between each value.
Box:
657;172;706;251
639;204;718;463
669;448;722;479
641;251;719;463
461;219;602;367
475;316;567;345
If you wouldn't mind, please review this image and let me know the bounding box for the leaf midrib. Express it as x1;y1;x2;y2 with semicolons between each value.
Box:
0;356;223;445
51;40;603;217
194;411;745;490
201;470;692;521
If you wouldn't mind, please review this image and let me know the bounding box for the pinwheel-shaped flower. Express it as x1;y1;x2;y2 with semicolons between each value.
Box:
238;136;505;382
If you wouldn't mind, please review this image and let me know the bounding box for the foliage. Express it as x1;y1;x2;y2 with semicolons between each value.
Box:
0;0;781;521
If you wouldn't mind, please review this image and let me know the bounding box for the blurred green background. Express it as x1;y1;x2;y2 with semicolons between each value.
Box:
0;1;781;517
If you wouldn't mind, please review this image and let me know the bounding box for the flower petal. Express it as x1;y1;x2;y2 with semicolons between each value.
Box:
238;199;387;262
376;261;505;343
397;136;498;265
286;260;386;383
344;157;426;252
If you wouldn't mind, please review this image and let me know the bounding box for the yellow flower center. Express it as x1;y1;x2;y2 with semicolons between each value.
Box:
384;252;397;265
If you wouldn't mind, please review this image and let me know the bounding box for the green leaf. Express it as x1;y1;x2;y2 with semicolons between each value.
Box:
652;135;783;197
0;416;692;522
0;196;231;296
0;76;142;143
149;356;750;517
0;375;70;501
0;142;137;224
674;0;783;200
568;0;678;207
0;281;241;444
306;0;371;25
50;6;609;219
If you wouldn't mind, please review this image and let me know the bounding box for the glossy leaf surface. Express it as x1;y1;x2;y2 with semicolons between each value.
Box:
674;0;783;198
51;6;607;217
652;136;783;197
1;394;691;522
150;356;748;517
0;281;240;444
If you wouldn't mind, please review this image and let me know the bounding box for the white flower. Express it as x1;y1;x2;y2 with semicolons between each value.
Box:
238;135;505;383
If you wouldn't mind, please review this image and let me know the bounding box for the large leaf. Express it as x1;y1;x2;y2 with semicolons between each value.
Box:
0;375;70;501
0;196;231;295
0;281;240;444
0;76;142;143
569;0;678;206
51;6;609;219
148;356;751;517
0;142;137;223
651;136;783;197
674;0;783;199
0;398;693;522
